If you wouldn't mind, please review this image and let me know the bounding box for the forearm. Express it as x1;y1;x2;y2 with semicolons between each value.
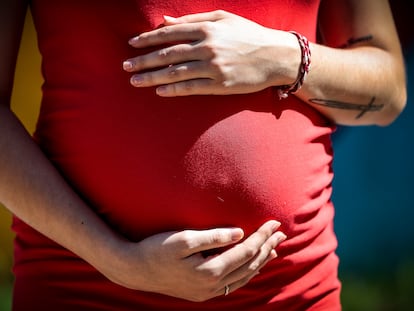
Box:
294;43;406;126
291;0;407;126
0;105;126;274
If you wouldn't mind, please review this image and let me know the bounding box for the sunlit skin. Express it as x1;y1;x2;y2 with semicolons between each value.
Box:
123;3;405;126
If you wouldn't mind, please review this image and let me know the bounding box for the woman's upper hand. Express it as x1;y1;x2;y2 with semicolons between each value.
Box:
123;3;406;126
123;10;300;97
104;220;286;302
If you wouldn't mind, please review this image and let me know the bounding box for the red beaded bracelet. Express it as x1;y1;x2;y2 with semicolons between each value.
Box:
277;31;311;100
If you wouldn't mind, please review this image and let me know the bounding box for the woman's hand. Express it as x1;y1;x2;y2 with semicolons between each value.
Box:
123;10;300;97
103;220;286;302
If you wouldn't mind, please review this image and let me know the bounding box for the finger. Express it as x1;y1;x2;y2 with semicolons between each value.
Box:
218;230;286;296
220;231;286;286
129;61;211;88
155;78;218;97
123;43;208;73
200;220;281;275
213;269;253;298
171;228;244;258
128;23;206;48
163;10;230;25
212;250;275;299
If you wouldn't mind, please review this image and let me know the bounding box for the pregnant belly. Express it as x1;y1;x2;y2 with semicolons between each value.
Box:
37;92;333;241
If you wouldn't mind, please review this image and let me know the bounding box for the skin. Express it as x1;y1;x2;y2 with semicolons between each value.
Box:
123;0;406;126
0;0;406;303
0;0;286;302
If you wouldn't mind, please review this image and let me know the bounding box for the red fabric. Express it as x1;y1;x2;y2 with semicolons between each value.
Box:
12;0;341;310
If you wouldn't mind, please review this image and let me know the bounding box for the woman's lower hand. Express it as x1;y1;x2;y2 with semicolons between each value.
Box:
123;10;299;97
105;220;286;302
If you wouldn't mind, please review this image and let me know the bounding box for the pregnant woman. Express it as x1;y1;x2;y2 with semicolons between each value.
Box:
0;0;405;310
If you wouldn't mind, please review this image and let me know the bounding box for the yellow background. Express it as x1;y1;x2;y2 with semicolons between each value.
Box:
0;9;42;302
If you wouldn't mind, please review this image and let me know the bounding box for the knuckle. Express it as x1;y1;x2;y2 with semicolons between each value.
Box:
255;230;270;243
197;264;223;284
144;72;155;85
184;80;196;91
134;55;147;71
240;244;257;258
174;230;198;254
178;80;195;93
136;33;148;43
159;45;188;60
201;41;217;57
248;260;260;272
198;21;215;37
168;67;179;78
209;59;227;79
262;241;274;254
209;57;221;70
209;229;226;244
158;26;172;38
168;65;185;79
180;230;196;248
158;48;171;59
168;84;179;96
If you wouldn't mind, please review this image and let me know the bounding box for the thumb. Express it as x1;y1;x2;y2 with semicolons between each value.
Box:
175;228;244;257
163;15;180;25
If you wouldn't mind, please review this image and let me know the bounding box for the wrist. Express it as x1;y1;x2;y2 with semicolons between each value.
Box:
277;31;311;99
88;230;146;289
266;30;302;88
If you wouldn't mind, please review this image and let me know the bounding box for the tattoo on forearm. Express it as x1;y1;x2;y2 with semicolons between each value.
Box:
309;97;384;119
339;35;373;48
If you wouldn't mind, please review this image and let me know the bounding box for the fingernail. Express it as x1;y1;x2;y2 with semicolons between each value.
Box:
131;75;143;86
271;220;281;231
163;15;177;23
278;233;287;243
128;36;139;45
123;61;133;71
156;85;167;96
230;228;244;241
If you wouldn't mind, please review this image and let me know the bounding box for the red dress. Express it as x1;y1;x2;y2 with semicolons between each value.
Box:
12;0;341;310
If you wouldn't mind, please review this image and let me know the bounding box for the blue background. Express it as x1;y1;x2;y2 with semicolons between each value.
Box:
333;46;414;270
331;23;414;308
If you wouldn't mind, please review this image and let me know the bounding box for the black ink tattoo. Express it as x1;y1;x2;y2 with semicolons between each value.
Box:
309;97;384;119
339;35;373;48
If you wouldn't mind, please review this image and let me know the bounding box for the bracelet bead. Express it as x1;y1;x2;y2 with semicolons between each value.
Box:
277;31;311;100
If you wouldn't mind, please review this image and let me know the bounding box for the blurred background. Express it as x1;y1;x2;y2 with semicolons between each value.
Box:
1;3;413;310
332;1;414;310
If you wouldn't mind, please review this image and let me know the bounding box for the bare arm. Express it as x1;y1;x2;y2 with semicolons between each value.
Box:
0;1;285;301
123;0;406;126
296;0;407;126
0;0;133;273
0;1;139;288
